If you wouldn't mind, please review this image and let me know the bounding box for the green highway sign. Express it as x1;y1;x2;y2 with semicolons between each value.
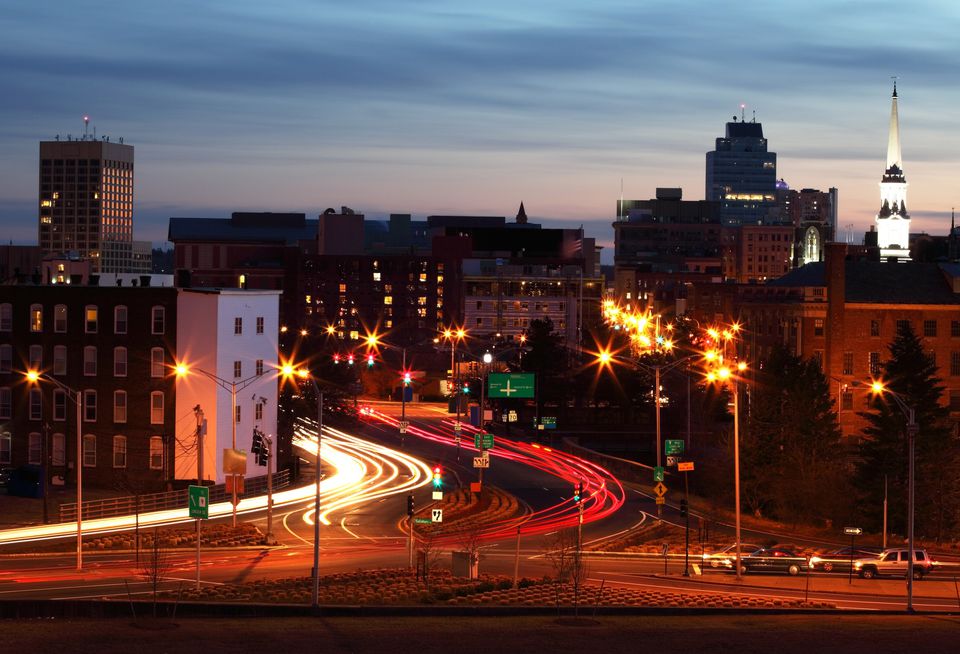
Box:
188;485;209;520
414;518;432;524
653;466;665;482
488;373;535;399
665;439;685;456
540;416;557;430
474;433;494;450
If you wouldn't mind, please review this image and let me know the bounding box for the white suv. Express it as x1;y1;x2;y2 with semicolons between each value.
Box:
854;548;934;579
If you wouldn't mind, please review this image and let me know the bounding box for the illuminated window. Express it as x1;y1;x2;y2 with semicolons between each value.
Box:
385;320;393;328
349;330;359;341
30;304;43;332
418;296;427;305
373;272;381;282
814;319;824;337
419;273;427;282
339;283;347;293
868;352;881;376
384;296;393;305
84;305;98;333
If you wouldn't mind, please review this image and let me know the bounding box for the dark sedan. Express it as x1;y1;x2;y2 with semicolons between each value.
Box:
740;548;809;576
809;546;882;573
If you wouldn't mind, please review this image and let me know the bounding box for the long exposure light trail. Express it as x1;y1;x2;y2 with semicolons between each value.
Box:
0;422;431;547
368;410;625;542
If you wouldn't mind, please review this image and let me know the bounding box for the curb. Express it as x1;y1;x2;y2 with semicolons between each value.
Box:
0;544;286;559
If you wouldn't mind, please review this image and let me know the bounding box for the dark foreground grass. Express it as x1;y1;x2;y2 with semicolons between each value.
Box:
2;614;959;654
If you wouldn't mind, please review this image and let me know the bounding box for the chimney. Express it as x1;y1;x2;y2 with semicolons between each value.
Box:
824;242;847;385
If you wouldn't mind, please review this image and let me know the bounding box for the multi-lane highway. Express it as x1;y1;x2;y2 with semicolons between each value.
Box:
3;401;960;613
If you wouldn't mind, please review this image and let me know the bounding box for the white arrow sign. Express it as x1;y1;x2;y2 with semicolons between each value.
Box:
473;457;490;468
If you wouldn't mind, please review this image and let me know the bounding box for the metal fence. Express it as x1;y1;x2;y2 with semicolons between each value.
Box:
58;469;291;522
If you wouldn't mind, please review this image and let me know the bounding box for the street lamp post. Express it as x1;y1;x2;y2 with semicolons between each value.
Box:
870;382;918;612
26;371;83;570
175;364;269;527
441;328;467;460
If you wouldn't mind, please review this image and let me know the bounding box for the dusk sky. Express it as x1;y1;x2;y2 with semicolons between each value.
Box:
2;1;959;263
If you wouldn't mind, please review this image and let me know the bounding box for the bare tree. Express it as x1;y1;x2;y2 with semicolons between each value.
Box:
543;527;588;615
139;528;174;617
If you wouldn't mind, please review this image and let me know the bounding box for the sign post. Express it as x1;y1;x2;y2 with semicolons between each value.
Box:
188;485;209;590
843;526;862;585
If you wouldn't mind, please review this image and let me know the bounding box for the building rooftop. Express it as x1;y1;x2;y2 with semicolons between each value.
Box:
769;261;960;305
168;215;317;244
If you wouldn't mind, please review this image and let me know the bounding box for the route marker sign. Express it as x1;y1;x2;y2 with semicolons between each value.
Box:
432;509;443;523
474;433;494;450
677;461;695;472
453;422;462;433
188;485;209;520
488;373;535;398
843;526;863;536
399;420;410;434
653;466;665;482
432;491;443;501
665;439;685;455
473;456;490;468
655;496;665;505
653;482;668;497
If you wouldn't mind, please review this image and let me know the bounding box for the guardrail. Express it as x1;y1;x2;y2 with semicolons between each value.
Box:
58;469;291;523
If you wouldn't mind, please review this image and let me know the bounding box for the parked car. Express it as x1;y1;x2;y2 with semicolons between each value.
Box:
809;546;883;573
854;548;935;579
740;548;809;576
702;542;761;569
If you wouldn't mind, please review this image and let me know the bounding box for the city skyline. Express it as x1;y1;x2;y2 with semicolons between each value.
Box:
2;1;960;263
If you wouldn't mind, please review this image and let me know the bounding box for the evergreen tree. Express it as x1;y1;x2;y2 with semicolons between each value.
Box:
857;322;959;542
521;318;568;416
742;346;848;523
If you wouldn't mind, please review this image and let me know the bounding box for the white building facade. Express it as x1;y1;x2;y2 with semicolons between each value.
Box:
174;288;281;482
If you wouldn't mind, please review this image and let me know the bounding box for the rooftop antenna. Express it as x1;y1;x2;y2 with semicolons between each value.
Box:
740;103;746;122
83;115;89;140
752;110;756;123
891;75;898;97
952;207;955;232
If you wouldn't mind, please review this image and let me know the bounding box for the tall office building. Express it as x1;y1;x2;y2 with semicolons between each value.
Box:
706;113;778;225
875;82;910;260
38;130;134;273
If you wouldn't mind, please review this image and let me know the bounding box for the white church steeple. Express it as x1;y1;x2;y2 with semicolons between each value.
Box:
876;81;910;259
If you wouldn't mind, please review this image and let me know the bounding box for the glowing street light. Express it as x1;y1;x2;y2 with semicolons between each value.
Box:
869;379;919;612
25;370;84;570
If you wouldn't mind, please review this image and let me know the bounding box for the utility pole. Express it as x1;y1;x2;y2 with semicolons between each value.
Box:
194;405;204;591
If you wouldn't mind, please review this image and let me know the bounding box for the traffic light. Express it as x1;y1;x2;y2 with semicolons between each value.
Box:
251;428;269;467
406;493;415;516
462;382;470;394
366;354;375;367
680;498;688;518
574;482;583;503
403;372;412;386
347;354;355;365
432;465;443;489
333;354;341;364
